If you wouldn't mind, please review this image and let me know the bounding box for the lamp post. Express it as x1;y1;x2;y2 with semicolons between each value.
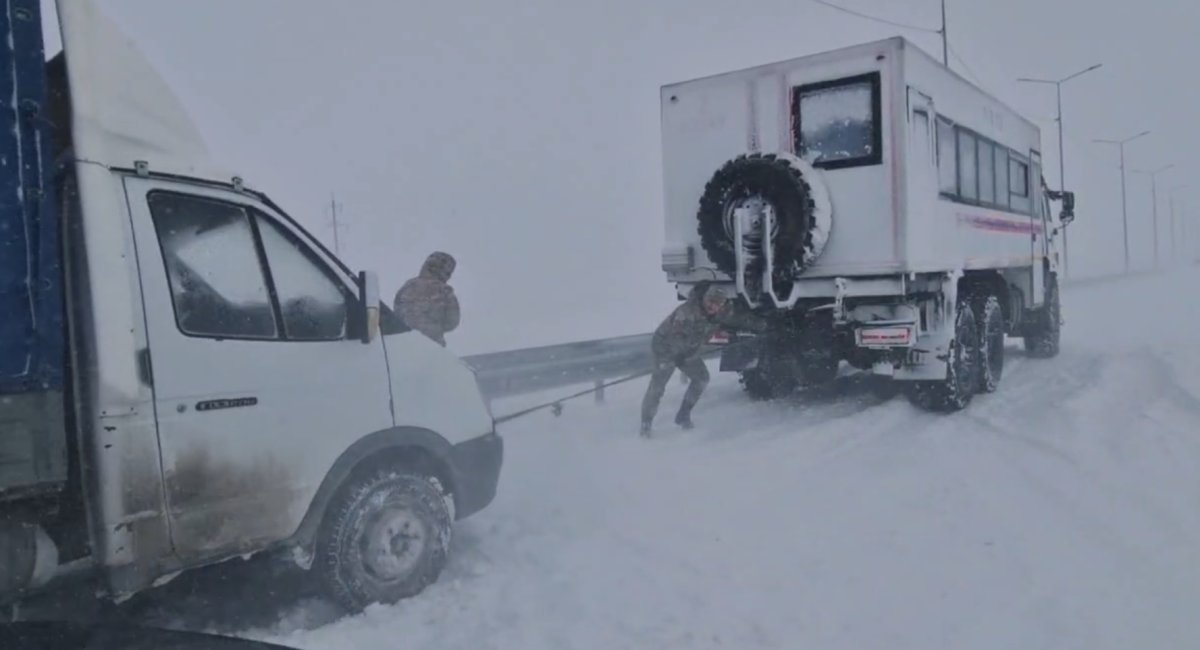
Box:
1018;63;1103;277
1170;185;1191;265
1132;164;1174;269
1094;130;1151;273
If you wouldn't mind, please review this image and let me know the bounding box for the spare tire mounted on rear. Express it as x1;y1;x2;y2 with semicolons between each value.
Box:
696;153;831;295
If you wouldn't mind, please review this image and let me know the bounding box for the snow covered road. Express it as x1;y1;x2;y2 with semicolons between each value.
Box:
192;270;1200;648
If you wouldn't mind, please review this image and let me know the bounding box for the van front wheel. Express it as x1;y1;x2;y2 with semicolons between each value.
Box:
315;469;453;612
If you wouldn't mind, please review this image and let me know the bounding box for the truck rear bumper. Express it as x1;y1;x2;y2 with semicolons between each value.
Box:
450;432;503;520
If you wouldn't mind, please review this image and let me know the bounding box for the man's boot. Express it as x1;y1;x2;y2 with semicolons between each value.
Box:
640;420;653;438
674;403;695;430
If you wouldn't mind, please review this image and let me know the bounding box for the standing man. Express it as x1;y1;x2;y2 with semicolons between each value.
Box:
640;285;762;437
395;251;460;346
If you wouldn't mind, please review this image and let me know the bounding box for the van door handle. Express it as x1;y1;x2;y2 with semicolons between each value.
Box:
137;348;153;387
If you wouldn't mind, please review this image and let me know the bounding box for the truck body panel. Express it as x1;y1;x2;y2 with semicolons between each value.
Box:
902;43;1045;277
662;40;901;279
661;37;1055;294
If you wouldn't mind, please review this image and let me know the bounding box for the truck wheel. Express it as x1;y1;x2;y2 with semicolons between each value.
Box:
908;300;978;412
696;153;830;287
796;312;839;385
315;468;452;613
739;360;798;400
867;375;901;401
1023;276;1061;358
973;295;1005;393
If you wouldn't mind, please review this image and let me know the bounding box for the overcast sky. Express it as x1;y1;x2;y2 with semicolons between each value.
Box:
40;0;1200;353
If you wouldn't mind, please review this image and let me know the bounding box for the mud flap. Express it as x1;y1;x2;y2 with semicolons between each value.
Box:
719;339;760;372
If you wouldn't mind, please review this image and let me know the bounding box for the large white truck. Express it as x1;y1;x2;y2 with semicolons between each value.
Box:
0;0;501;613
660;37;1075;409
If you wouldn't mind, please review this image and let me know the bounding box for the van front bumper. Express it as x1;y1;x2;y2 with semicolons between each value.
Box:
450;432;503;520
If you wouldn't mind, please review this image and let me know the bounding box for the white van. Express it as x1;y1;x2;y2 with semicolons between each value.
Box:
659;37;1075;410
0;0;501;613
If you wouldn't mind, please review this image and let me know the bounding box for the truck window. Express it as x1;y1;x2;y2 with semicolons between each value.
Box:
956;131;978;201
993;146;1010;209
978;140;996;205
1009;157;1031;213
149;193;278;339
936;118;956;194
254;213;350;340
792;72;882;169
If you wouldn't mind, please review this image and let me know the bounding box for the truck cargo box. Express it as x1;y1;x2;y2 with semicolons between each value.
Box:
0;0;67;497
660;37;1049;301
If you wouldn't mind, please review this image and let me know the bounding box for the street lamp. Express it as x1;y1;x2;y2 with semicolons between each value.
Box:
1132;164;1174;269
1170;184;1191;265
1095;130;1151;274
1019;63;1103;277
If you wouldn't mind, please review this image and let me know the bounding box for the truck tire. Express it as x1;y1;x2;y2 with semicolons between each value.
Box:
315;468;452;613
796;311;839;385
973;295;1005;393
1023;275;1061;358
697;153;829;286
739;356;798;400
908;300;978;412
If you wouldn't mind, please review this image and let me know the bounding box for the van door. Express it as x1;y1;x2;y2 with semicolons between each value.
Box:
123;177;394;560
1029;152;1046;304
905;88;939;265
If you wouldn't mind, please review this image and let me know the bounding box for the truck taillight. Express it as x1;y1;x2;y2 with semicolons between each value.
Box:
708;330;730;345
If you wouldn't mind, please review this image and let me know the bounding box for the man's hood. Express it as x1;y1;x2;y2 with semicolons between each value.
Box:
420;252;456;282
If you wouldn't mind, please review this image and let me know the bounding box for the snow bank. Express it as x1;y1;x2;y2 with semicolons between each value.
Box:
228;269;1200;649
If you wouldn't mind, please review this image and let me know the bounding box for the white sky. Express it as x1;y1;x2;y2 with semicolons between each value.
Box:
40;0;1200;353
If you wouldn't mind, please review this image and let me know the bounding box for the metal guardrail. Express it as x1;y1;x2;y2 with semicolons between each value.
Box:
466;269;1149;401
464;334;656;400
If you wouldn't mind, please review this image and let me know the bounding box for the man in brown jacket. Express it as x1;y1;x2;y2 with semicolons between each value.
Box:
640;285;764;437
395;252;460;346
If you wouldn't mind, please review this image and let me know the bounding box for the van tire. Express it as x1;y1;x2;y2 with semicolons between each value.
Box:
315;469;452;613
907;300;978;412
697;154;818;284
1023;275;1061;358
973;295;1005;393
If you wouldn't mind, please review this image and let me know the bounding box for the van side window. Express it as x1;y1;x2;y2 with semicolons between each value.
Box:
148;193;278;339
254;213;349;340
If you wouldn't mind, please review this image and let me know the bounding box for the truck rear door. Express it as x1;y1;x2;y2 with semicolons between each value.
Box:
122;177;394;560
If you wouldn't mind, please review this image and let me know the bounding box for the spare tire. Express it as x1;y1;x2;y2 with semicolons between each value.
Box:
697;153;831;289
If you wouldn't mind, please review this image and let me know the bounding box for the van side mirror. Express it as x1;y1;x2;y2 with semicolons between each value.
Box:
357;271;380;344
1047;189;1075;225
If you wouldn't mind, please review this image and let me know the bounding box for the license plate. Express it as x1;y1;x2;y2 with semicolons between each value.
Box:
856;325;914;349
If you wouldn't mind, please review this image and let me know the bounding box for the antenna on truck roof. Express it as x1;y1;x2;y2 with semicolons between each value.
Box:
808;0;950;67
